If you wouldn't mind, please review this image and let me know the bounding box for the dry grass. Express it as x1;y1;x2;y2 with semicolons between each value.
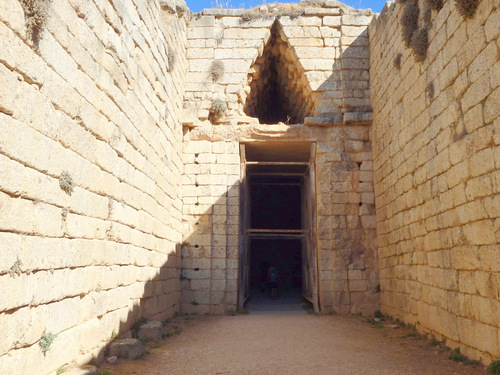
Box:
210;60;224;82
454;0;479;18
401;0;419;47
393;53;403;70
20;0;50;47
410;28;428;62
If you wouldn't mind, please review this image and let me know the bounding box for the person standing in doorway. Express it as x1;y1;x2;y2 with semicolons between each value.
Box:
267;264;280;299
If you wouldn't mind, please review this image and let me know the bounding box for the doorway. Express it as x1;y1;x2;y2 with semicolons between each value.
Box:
238;142;319;311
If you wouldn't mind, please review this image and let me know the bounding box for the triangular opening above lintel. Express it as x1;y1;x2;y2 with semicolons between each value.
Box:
243;21;314;124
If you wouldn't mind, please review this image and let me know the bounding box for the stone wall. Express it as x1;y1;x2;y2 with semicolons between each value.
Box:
182;121;378;315
0;0;188;372
370;0;499;363
182;3;373;126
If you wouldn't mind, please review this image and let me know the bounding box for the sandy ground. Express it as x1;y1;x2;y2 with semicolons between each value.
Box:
99;292;489;375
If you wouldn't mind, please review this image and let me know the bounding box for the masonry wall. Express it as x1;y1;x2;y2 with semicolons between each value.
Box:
370;0;499;363
0;0;187;373
181;121;378;315
181;3;379;315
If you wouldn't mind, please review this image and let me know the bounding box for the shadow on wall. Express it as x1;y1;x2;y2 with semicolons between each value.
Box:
89;245;182;364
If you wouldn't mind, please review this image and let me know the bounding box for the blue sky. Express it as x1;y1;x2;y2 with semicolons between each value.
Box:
186;0;388;13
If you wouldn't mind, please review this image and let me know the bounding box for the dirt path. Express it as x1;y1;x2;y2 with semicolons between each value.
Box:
99;296;489;375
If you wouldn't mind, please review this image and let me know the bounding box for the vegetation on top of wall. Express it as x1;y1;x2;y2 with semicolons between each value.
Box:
424;0;443;10
400;0;431;62
454;0;479;18
401;0;420;47
20;0;50;48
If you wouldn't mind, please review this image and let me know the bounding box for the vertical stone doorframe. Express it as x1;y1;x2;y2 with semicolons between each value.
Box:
237;142;319;312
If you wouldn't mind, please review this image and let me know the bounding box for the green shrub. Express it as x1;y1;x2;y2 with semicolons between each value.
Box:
489;361;500;374
39;331;56;353
448;347;467;362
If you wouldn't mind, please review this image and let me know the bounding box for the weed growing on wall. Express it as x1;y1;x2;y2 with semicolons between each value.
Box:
401;0;419;47
455;0;479;18
39;331;56;353
8;257;22;277
59;171;74;195
167;45;176;72
393;53;403;69
409;28;428;61
210;60;225;82
20;0;50;47
209;98;227;120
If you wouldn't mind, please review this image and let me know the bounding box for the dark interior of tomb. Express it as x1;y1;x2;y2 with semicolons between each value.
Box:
243;22;310;124
250;175;302;230
249;239;303;291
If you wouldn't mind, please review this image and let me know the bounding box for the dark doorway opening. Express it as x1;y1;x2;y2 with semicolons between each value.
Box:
239;142;318;312
250;176;302;230
249;239;303;293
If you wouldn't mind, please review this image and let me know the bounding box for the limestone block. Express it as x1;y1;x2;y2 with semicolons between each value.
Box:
223;28;270;40
64;365;98;375
295;47;336;60
341;25;368;37
0;0;26;36
305;7;342;16
323;16;341;27
137;321;163;341
187;48;214;59
341;14;373;26
214;48;258;59
108;339;145;359
189;15;216;27
187;27;215;39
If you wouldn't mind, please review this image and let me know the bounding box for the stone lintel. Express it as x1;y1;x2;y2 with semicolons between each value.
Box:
202;8;245;16
343;111;373;125
304;115;343;126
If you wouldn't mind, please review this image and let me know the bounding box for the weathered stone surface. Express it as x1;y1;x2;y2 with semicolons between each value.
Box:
64;366;98;375
108;339;145;359
137;321;163;341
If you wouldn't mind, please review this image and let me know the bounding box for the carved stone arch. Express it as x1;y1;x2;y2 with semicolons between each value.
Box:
242;20;315;124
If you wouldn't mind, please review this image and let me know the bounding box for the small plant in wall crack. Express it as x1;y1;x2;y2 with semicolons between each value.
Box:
39;331;56;354
59;171;74;195
210;60;224;82
8;257;22;277
209;98;227;122
167;45;176;72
